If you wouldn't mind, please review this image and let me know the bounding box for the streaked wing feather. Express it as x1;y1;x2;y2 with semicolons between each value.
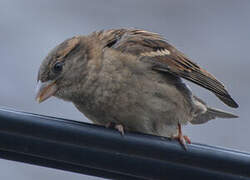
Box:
99;29;238;108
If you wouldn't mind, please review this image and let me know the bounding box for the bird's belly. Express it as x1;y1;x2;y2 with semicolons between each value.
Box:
109;87;191;136
74;72;193;137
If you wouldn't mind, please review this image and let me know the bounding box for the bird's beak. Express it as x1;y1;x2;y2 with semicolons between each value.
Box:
35;80;57;103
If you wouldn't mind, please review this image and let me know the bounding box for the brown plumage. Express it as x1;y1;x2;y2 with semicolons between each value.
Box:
97;29;238;108
36;28;238;149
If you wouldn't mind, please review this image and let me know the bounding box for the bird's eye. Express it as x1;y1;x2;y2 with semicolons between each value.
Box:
52;61;64;73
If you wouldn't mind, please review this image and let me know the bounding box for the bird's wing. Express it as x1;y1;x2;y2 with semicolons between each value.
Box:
98;29;238;108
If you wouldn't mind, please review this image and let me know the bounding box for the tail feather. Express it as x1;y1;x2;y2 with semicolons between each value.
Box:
191;107;238;125
207;107;238;118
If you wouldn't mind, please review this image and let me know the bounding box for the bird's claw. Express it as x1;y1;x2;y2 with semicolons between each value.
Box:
105;122;124;136
171;123;191;150
172;134;191;151
115;124;125;136
183;135;191;144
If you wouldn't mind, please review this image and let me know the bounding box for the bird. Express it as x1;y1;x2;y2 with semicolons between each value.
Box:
36;28;238;149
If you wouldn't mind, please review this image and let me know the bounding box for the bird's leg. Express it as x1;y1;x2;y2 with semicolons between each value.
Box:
115;124;125;136
105;122;125;136
172;123;191;150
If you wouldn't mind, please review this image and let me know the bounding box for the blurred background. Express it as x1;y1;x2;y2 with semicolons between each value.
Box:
0;0;250;179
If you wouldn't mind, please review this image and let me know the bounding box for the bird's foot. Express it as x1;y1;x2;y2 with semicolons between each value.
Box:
115;124;125;136
172;134;191;150
171;123;191;150
105;122;124;136
183;135;191;144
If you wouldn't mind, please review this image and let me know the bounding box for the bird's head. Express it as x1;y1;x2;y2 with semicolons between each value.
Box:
36;36;91;103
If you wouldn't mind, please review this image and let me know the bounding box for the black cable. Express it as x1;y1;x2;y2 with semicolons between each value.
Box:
0;108;249;180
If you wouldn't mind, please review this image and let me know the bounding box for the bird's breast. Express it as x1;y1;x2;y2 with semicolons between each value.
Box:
73;53;195;136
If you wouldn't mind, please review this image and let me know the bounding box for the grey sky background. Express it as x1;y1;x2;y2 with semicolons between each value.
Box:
0;0;250;179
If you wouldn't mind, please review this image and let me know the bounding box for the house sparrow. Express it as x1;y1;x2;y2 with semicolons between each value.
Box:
36;29;238;149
